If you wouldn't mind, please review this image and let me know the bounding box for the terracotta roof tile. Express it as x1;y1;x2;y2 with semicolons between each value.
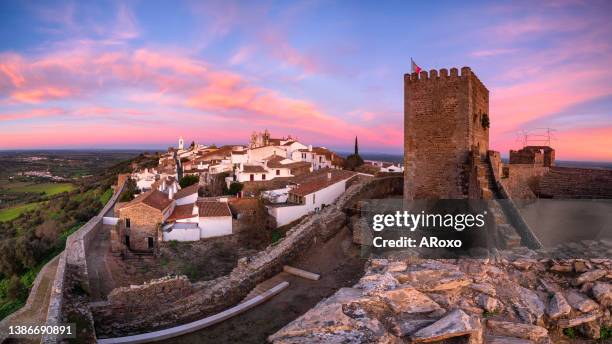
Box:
243;165;267;173
197;201;232;217
289;169;356;197
167;204;196;221
120;189;173;212
173;183;199;200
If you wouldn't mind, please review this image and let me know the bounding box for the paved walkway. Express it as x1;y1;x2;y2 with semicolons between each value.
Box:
0;256;60;344
87;224;116;300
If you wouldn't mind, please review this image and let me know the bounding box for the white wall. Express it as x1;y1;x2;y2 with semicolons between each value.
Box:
176;193;198;206
248;146;288;162
163;225;200;241
267;178;349;227
267;204;308;227
199;217;233;238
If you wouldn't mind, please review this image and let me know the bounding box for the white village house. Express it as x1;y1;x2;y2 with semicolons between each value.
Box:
266;169;357;227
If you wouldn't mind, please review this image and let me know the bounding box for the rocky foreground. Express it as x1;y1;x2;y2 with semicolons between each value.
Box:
269;244;612;343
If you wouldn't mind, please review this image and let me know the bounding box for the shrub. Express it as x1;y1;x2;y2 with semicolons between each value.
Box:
224;182;243;196
6;275;26;300
179;175;199;188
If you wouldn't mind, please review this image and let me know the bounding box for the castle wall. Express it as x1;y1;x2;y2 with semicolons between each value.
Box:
404;67;489;200
537;167;612;198
502;164;550;200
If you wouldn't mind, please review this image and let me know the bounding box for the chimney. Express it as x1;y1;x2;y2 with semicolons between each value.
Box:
168;187;174;200
327;171;332;180
192;203;199;215
308;145;312;152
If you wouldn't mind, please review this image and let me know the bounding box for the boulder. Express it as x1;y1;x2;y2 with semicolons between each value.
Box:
486;320;548;342
574;269;606;285
517;287;545;324
485;336;535;344
592;282;612;307
566;290;599;313
470;283;497;297
411;309;482;343
378;286;443;314
357;273;398;295
558;311;602;328
477;294;499;313
546;292;571;320
386;318;436;337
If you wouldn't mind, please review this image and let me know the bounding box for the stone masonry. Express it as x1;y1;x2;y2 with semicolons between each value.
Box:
404;67;489;200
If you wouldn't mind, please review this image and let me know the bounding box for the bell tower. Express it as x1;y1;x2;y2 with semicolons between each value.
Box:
178;136;184;150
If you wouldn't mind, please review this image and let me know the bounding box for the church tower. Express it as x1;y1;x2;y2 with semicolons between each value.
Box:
178;136;184;150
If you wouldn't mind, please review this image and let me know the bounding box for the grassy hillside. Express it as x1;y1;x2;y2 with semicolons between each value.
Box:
5;183;75;196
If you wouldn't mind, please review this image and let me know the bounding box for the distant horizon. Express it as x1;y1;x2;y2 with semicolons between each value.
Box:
2;147;612;164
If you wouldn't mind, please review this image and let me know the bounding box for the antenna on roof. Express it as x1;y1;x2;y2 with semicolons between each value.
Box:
515;128;557;147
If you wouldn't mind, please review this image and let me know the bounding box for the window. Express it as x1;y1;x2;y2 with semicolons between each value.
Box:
312;194;316;204
250;174;254;181
125;218;131;228
301;153;306;159
276;169;280;176
147;237;154;249
319;156;322;163
262;174;266;180
124;235;130;247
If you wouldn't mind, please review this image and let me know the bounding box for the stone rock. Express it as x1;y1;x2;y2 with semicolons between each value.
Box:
512;259;537;270
477;293;499;313
578;321;601;339
397;269;471;292
412;309;482;343
574;260;589;273
517;287;545;324
370;258;389;270
485;336;535;344
558;311;602;328
486;320;548;342
378;286;443;314
546;292;571;320
387;318;435;337
357;273;398;295
386;261;407;273
269;288;386;343
592;282;612;307
549;263;572;273
566;290;599;313
470;283;496;296
575;269;606;285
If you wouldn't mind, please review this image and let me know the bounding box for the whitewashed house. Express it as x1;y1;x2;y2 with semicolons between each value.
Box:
163;200;233;241
266;169;356;227
173;183;199;205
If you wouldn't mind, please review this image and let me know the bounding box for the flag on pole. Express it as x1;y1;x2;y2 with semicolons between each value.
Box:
411;58;422;74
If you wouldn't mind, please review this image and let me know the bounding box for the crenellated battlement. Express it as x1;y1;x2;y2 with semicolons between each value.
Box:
404;66;488;92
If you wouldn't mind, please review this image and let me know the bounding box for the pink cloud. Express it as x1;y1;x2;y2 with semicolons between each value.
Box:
0;107;64;121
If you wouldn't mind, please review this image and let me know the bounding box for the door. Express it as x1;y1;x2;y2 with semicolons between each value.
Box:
125;235;130;248
147;237;154;249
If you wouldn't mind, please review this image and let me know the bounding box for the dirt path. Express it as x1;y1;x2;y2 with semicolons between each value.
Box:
164;227;365;344
1;255;59;344
87;224;115;300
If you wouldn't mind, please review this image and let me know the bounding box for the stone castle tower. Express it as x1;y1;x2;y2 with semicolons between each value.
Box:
404;67;489;200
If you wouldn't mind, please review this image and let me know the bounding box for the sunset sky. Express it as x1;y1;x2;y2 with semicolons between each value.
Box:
1;0;611;161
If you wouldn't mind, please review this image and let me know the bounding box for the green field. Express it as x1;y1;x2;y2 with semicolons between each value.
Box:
5;183;75;196
0;203;41;222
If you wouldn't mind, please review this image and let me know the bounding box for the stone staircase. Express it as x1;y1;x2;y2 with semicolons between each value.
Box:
476;156;523;249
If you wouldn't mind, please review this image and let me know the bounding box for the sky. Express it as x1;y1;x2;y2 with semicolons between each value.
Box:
0;0;611;161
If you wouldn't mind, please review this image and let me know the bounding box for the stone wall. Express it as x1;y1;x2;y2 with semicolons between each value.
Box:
502;164;550;200
537;167;612;199
404;67;489;200
42;180;127;344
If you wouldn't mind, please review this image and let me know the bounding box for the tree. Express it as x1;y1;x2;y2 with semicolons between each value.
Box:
179;174;200;188
344;136;364;171
119;178;137;202
7;275;26;300
224;182;243;195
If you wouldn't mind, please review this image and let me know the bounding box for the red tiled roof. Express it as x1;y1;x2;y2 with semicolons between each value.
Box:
173;183;199;200
232;150;247;155
289;169;356;197
167;204;196;221
119;189;173;212
243;165;267;173
197;201;232;217
264;155;286;168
